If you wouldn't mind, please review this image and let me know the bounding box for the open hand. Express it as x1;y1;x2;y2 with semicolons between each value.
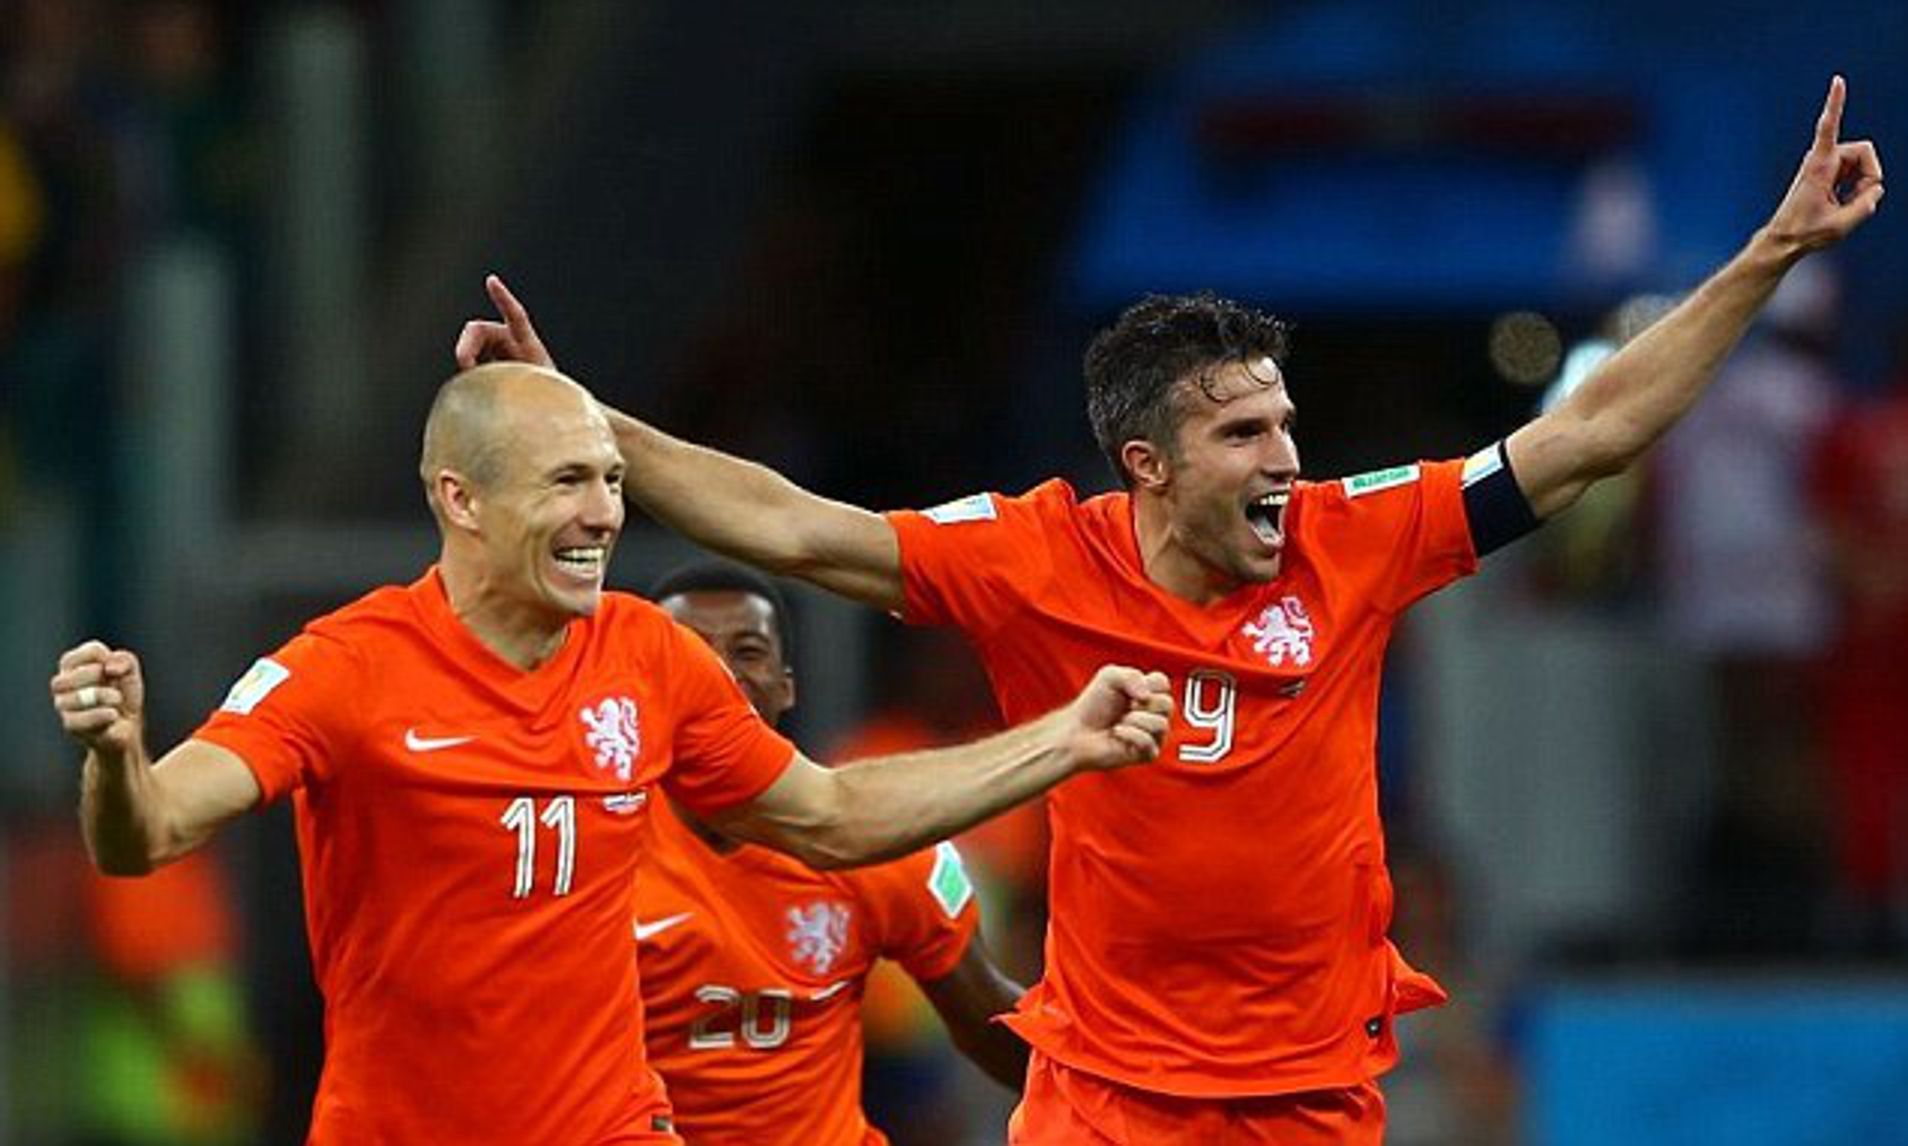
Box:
1765;75;1884;255
454;274;557;370
1065;666;1173;771
51;641;147;760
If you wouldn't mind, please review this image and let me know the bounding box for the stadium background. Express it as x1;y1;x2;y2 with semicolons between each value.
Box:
2;1;1905;1143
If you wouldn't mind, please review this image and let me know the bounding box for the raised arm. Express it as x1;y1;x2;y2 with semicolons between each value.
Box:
455;274;905;610
51;642;261;875
1507;75;1883;518
711;665;1171;869
920;933;1031;1089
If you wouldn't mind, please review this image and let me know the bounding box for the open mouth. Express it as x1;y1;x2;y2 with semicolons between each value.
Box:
1245;490;1290;549
552;545;607;581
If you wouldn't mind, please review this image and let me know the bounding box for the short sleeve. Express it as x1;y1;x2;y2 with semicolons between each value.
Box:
1307;459;1479;614
658;623;796;816
855;840;981;984
191;629;361;804
886;481;1065;636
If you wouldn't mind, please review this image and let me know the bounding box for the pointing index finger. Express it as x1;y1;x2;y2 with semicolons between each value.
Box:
1814;74;1846;156
485;274;535;341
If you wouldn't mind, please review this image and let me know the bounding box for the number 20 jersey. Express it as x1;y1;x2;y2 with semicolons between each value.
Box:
885;460;1477;1098
192;569;795;1144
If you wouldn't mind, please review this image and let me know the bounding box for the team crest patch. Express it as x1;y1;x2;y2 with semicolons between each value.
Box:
786;901;851;974
1242;595;1316;667
921;493;997;525
928;841;973;918
220;658;290;715
1342;464;1420;498
580;697;641;782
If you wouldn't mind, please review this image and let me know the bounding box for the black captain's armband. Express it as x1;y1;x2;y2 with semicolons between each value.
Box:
1460;440;1540;556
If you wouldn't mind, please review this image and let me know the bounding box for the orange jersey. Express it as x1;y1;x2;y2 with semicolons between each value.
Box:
887;462;1477;1098
636;798;979;1145
192;570;793;1144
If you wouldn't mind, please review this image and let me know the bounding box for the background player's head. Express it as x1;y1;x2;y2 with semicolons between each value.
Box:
1084;293;1302;589
420;363;625;626
653;560;797;727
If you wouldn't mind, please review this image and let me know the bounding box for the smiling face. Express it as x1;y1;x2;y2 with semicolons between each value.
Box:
659;589;795;728
427;367;626;661
1126;357;1300;600
476;385;625;623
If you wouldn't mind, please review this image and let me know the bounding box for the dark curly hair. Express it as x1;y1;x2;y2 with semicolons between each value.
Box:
1083;293;1291;488
650;559;795;662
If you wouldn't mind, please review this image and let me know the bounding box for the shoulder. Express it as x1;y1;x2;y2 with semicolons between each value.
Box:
843;840;975;921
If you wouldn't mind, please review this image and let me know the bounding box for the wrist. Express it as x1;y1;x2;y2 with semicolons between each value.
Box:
1745;224;1812;273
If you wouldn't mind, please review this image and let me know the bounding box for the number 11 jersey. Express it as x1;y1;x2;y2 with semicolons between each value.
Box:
193;569;794;1144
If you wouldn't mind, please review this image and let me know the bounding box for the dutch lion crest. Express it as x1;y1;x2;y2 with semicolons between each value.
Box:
785;901;851;975
1241;595;1316;667
579;696;641;781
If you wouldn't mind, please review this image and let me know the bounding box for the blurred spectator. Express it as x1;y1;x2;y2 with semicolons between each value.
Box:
76;850;264;1146
1809;336;1908;957
1653;260;1844;956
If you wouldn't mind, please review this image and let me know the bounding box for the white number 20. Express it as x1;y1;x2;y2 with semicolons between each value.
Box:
1178;669;1237;764
501;795;576;899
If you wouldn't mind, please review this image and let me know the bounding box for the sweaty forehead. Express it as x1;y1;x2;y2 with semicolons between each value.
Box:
1184;356;1289;408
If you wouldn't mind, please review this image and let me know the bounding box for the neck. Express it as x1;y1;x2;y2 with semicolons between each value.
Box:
1131;494;1242;606
438;556;570;670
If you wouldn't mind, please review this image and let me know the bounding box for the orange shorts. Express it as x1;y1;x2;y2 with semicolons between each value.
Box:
1008;1051;1385;1146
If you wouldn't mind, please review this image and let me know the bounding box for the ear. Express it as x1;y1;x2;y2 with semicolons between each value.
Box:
434;469;483;532
1120;437;1171;491
779;667;797;713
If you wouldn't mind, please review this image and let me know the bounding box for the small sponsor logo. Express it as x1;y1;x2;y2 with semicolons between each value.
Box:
1342;464;1421;498
928;841;973;918
580;697;641;781
602;790;648;816
220;658;290;715
404;728;475;753
921;493;997;525
633;912;694;942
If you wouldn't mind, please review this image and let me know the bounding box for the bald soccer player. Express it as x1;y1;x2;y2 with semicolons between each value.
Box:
49;364;1171;1145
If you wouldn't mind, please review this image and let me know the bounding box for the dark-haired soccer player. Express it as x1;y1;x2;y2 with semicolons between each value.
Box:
457;79;1882;1144
639;560;1026;1144
48;364;1170;1145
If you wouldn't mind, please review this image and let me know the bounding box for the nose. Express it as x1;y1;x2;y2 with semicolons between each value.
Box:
580;476;624;531
1266;433;1300;479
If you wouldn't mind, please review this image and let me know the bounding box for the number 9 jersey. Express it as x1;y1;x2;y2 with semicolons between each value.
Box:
885;461;1477;1099
192;569;795;1144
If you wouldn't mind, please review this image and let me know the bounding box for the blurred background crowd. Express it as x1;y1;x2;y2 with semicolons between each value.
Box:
2;2;1904;1143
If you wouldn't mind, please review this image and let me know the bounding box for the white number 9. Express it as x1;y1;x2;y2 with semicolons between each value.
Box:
1178;669;1237;764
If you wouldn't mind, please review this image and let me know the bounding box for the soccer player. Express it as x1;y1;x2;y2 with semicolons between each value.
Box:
455;80;1882;1143
46;363;1172;1145
640;559;1027;1144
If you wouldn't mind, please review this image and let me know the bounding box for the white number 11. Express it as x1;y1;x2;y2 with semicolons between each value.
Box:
501;795;576;899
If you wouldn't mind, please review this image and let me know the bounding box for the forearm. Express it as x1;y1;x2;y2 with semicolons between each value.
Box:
80;745;172;875
1513;230;1802;516
921;937;1030;1088
602;406;901;607
772;712;1077;870
606;408;815;568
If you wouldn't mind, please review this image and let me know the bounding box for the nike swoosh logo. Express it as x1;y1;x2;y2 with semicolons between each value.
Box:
405;729;476;752
633;912;694;942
